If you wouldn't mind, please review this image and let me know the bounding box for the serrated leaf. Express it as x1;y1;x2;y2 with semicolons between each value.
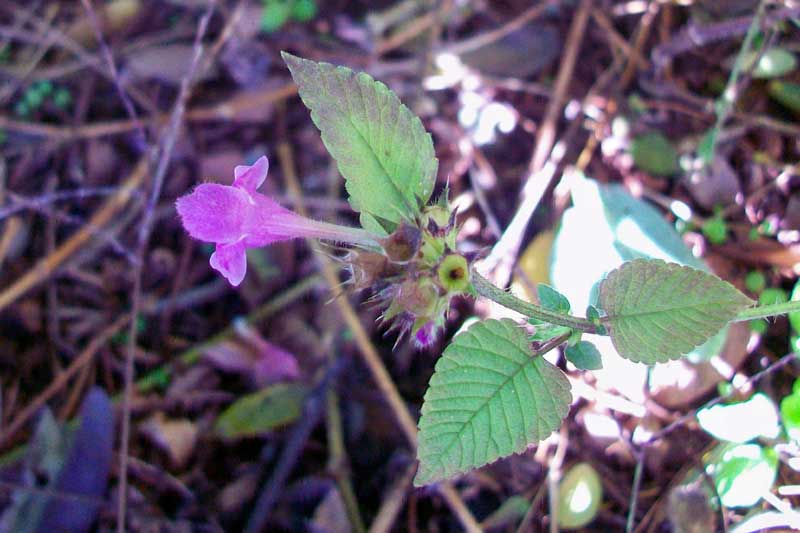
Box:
537;284;570;313
551;178;728;363
282;52;438;234
565;341;603;370
599;259;753;364
415;319;571;485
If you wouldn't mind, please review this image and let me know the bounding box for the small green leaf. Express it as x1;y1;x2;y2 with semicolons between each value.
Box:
481;496;530;530
215;383;307;439
789;280;800;334
557;463;602;530
697;393;780;443
708;443;777;508
291;0;317;22
780;382;800;443
282;52;438;234
759;287;788;306
599;259;753;364
745;48;797;79
565;341;603;370
702;217;728;244
768;80;800;113
529;323;572;342
745;271;767;294
631;132;679;177
261;1;292;33
537;284;571;313
415;319;571;485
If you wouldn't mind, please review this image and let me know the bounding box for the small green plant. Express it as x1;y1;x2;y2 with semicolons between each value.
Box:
176;54;800;486
14;81;71;117
261;0;317;33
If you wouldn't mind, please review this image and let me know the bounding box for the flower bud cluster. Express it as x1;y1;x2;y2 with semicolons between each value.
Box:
347;196;472;348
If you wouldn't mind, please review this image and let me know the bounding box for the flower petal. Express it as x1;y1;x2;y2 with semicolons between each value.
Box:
233;156;269;194
210;241;248;286
176;184;250;243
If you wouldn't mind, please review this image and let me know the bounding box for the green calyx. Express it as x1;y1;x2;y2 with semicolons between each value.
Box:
437;254;470;294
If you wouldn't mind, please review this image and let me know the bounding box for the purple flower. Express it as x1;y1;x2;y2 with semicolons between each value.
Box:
176;156;378;286
414;321;441;349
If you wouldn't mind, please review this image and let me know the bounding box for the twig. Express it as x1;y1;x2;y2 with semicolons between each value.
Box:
116;2;215;530
79;0;147;147
0;186;120;220
326;386;366;533
0;83;297;141
646;351;798;444
626;450;645;533
244;365;336;533
0;312;130;449
547;426;569;533
368;462;417;533
703;0;768;162
0;158;147;313
444;1;557;56
652;5;800;69
480;0;593;286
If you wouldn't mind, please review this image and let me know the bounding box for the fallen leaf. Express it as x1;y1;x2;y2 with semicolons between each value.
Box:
203;321;300;388
141;413;199;469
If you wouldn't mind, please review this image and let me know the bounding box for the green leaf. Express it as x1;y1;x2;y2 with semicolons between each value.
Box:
557;462;602;529
599;259;753;364
537;284;570;313
215;383;307;439
780;380;800;443
697;393;780;443
282;52;438;234
565;341;603;370
415;319;571;485
768;80;800;113
789;280;800;333
745;48;797;79
529;323;572;342
630;132;679;177
708;443;777;508
551;178;728;362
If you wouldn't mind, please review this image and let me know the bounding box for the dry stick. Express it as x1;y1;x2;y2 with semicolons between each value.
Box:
368;462;417;533
79;0;147;146
116;2;216;530
0;83;298;141
276;143;481;533
0;312;130;449
326;386;367;533
547;426;569;533
0;158;147;313
480;0;593;287
445;0;558;56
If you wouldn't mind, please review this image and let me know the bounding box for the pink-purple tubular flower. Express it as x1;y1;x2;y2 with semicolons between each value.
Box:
176;156;378;286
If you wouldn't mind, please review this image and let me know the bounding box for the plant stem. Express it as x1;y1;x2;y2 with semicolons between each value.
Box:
703;0;767;162
470;270;597;333
734;299;800;322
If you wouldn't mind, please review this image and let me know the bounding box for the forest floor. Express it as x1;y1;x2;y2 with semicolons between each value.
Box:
1;1;800;532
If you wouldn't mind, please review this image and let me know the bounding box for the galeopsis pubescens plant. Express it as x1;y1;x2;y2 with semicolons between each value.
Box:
177;53;800;486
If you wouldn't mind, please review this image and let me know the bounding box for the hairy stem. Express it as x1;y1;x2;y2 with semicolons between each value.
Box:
470;270;597;333
734;299;800;322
